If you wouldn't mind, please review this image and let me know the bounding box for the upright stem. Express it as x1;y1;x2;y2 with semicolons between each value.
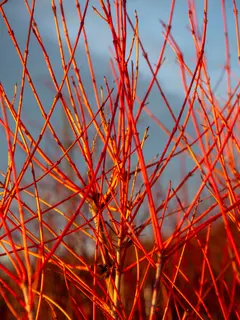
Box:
150;252;162;319
112;236;122;319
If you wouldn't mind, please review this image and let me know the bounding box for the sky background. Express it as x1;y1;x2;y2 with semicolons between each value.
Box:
0;0;239;201
2;0;238;90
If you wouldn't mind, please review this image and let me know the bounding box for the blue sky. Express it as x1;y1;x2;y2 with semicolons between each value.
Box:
1;0;238;95
0;0;239;197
